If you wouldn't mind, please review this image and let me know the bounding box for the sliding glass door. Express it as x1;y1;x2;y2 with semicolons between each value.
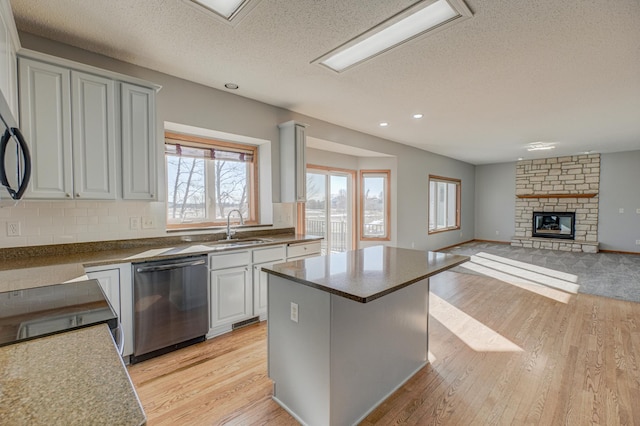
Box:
305;167;354;254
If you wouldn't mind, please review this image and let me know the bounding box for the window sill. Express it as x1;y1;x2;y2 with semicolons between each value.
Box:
428;227;460;235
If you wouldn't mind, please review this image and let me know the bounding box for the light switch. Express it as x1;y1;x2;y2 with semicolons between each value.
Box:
290;302;299;323
619;208;624;214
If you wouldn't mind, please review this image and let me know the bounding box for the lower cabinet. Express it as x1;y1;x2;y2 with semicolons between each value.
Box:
85;262;133;358
209;265;252;331
253;261;276;319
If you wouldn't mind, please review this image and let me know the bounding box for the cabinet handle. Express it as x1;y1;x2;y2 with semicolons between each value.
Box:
150;194;154;198
65;193;71;198
76;193;80;198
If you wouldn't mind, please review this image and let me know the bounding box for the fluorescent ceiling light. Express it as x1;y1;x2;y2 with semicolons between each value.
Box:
527;142;557;152
413;113;424;119
379;122;389;127
185;0;262;25
314;0;472;72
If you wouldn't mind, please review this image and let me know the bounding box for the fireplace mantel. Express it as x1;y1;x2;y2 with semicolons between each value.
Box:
516;193;597;199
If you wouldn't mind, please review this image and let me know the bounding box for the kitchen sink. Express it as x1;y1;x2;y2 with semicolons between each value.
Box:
208;238;273;248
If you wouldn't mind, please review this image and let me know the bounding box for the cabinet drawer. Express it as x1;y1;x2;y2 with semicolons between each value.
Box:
252;245;285;264
287;241;321;259
209;250;251;270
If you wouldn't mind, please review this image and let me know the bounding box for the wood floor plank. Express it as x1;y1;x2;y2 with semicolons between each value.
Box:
128;270;640;425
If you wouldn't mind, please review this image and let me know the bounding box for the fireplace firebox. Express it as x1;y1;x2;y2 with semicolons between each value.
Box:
532;212;575;239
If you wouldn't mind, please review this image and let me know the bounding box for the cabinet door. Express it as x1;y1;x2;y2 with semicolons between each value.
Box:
71;71;116;199
279;120;307;203
86;268;121;317
253;261;280;318
210;266;251;329
294;124;306;202
19;58;73;199
0;1;18;118
121;83;157;200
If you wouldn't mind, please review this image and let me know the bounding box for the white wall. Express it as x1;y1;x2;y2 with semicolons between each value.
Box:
1;32;475;251
475;162;516;242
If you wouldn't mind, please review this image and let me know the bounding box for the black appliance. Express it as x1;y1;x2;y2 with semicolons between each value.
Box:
0;89;30;200
131;255;208;363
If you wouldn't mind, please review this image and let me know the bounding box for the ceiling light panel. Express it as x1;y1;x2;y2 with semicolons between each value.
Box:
314;0;472;73
185;0;262;25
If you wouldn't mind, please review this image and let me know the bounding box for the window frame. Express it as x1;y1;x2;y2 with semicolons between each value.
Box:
359;169;391;241
165;131;259;230
428;174;461;234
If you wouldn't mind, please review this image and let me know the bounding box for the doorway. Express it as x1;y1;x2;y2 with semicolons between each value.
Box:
304;166;355;254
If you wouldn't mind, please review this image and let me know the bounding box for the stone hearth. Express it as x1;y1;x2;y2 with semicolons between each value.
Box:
511;154;600;253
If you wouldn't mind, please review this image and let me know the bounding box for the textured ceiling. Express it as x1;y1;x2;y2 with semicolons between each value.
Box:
9;0;640;164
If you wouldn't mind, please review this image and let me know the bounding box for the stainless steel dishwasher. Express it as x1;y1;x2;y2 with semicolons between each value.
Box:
131;255;208;363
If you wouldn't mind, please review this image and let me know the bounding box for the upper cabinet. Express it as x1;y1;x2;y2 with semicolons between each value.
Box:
17;52;159;200
279;120;307;203
19;58;74;199
0;0;19;118
121;83;157;200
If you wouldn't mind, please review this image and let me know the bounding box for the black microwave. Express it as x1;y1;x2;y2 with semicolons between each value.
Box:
0;90;30;200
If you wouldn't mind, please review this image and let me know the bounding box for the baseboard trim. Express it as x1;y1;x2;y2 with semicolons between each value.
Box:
436;239;509;252
436;239;476;252
599;249;640;256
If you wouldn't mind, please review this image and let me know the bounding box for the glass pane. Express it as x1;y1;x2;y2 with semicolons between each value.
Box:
211;160;249;220
305;173;327;252
436;182;446;229
429;181;436;230
363;176;385;238
166;154;206;223
446;182;457;227
330;175;349;253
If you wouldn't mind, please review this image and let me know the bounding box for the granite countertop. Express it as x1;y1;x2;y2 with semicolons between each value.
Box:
0;231;321;291
263;245;469;303
0;324;146;425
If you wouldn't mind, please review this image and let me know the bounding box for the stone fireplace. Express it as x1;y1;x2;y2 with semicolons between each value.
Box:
511;154;600;253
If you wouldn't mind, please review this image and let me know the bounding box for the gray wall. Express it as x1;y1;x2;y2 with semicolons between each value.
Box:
19;32;475;251
599;150;640;252
474;162;516;242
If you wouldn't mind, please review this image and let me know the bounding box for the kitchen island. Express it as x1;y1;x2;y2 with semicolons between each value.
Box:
263;246;468;426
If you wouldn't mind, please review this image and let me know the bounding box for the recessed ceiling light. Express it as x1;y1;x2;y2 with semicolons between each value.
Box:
313;0;472;72
517;157;524;161
379;122;389;127
224;83;239;90
412;113;424;119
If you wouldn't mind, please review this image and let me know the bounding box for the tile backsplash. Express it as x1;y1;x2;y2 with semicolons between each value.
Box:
0;200;295;249
0;200;167;248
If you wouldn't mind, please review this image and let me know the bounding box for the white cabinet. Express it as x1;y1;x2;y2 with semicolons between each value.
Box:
17;52;159;200
210;266;252;330
252;245;285;318
85;262;133;358
209;250;252;335
0;0;19;118
19;58;73;199
19;58;117;199
279;120;307;203
121;83;157;200
85;268;120;316
286;241;322;260
71;71;117;199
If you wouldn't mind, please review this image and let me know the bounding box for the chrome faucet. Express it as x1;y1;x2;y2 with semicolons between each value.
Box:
226;209;244;240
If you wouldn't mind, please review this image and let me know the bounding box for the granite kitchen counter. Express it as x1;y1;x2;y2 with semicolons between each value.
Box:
264;245;469;303
0;230;321;291
0;324;146;425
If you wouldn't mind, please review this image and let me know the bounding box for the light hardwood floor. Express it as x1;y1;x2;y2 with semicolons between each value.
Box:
128;271;640;425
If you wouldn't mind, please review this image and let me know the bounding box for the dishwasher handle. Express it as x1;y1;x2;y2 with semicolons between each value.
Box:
135;258;206;273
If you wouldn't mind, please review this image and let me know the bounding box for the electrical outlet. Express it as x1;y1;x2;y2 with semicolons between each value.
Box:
619;208;624;214
636;208;640;214
142;217;155;229
7;222;20;237
130;217;141;230
290;302;299;323
496;230;500;235
636;240;640;245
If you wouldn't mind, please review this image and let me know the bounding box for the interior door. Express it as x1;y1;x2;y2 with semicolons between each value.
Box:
305;168;354;254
